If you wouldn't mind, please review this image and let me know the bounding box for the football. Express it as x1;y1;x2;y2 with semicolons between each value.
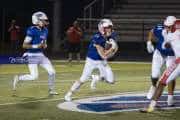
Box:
105;42;112;50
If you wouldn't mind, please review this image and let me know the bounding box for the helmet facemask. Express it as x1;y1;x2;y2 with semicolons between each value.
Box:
39;19;49;27
164;16;177;32
103;26;113;37
98;19;113;37
32;11;49;28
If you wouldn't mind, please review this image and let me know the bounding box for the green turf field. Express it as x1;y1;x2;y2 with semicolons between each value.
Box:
0;61;180;120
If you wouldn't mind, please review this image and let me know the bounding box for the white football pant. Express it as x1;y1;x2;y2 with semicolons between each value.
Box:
80;57;114;83
18;53;56;90
151;49;175;78
160;58;180;84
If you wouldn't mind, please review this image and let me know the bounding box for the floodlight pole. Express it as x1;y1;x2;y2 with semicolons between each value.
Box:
2;8;5;46
49;0;62;52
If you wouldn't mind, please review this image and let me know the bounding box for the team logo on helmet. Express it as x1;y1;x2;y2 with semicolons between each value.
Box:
32;11;49;26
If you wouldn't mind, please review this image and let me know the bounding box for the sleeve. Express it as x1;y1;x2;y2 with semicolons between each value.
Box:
43;29;48;43
108;32;118;41
45;28;48;39
24;36;32;43
24;27;33;43
26;27;33;37
91;34;102;45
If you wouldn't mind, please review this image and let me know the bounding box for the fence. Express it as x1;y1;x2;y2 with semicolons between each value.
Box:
78;18;161;42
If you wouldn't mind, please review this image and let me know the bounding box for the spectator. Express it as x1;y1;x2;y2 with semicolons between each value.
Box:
8;19;21;53
66;20;83;62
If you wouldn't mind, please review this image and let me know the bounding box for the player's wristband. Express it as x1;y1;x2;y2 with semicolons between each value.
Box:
32;45;39;48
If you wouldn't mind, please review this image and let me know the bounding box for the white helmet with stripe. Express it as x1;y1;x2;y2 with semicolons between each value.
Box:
32;11;49;26
98;19;113;36
164;16;176;26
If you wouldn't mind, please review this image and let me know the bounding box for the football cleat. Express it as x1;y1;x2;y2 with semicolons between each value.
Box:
139;106;155;113
13;75;19;90
49;90;59;95
64;93;72;102
146;86;156;99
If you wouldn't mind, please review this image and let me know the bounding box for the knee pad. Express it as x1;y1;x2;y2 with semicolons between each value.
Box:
151;77;159;86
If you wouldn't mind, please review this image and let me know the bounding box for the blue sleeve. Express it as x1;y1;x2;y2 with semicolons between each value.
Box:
109;32;118;41
45;29;48;38
26;27;34;37
46;29;49;39
91;34;102;45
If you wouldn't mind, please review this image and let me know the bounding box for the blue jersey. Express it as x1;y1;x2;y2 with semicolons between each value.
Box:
26;26;48;53
87;32;117;60
153;24;174;56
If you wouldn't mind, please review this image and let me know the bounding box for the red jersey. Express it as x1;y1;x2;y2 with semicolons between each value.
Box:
9;26;20;41
66;26;82;43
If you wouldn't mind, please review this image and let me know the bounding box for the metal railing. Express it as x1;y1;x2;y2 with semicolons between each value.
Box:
83;0;114;31
77;18;161;42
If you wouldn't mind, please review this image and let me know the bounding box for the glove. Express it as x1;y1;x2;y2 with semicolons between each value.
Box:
146;41;154;53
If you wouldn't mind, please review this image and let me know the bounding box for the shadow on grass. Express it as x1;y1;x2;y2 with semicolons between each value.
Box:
11;94;55;109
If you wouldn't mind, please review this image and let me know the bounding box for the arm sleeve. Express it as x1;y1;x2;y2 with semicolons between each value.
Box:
92;35;102;46
24;36;32;43
24;28;33;43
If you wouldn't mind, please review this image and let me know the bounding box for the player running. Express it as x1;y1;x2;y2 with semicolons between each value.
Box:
12;11;58;95
64;19;118;101
146;16;176;106
90;31;118;90
141;16;180;113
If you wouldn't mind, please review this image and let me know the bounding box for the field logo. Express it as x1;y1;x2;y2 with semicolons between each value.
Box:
57;91;180;114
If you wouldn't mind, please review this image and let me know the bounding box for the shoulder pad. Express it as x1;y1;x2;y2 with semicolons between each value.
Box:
92;33;102;39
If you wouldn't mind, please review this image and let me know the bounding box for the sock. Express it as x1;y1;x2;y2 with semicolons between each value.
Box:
71;81;81;92
168;95;173;99
66;91;72;97
149;100;157;108
48;74;55;90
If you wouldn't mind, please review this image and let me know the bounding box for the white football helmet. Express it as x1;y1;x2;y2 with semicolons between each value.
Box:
32;11;49;26
164;16;176;26
98;19;113;36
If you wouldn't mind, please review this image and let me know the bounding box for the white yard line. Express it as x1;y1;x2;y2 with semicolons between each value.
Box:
0;90;180;107
52;60;151;64
0;91;144;106
0;76;150;87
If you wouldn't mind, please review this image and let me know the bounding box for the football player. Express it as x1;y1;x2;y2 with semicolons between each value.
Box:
64;19;118;101
141;16;180;113
146;16;176;106
13;11;58;95
90;31;118;90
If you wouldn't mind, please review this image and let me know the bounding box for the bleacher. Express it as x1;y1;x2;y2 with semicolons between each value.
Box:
80;0;180;42
77;0;180;60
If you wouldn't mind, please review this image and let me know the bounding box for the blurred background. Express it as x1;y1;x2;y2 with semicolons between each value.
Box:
0;0;180;61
